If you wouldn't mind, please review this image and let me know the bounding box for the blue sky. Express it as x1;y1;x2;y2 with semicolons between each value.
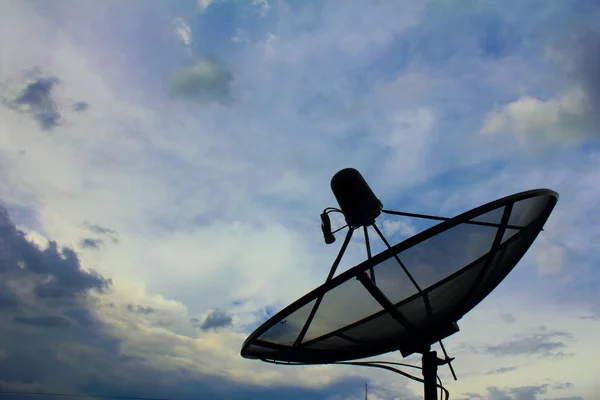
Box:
0;1;599;399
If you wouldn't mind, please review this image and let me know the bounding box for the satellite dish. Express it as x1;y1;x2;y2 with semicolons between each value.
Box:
241;168;558;400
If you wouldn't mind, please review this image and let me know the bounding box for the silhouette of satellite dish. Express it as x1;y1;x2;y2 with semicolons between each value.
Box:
241;168;558;400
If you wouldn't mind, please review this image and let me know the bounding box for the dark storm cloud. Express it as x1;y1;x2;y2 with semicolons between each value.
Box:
0;210;371;400
1;202;39;230
505;385;548;400
458;393;483;400
553;383;574;390
0;207;111;303
84;222;117;236
546;398;583;400
483;329;573;358
13;315;72;328
459;327;575;359
126;304;155;315
83;222;118;244
198;309;232;331
0;282;22;310
80;238;103;249
12;76;61;130
572;27;600;123
72;101;89;112
501;313;516;324
0;205;122;393
486;366;518;375
32;245;110;301
544;23;600;140
460;383;579;400
62;308;97;328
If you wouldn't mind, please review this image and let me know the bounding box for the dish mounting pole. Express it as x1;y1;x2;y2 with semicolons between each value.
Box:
422;350;438;400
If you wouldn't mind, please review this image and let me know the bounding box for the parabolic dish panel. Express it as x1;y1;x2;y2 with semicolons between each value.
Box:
241;190;558;364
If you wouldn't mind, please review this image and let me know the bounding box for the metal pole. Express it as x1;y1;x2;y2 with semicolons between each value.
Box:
422;351;438;400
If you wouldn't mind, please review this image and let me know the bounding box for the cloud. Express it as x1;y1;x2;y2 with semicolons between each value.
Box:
0;282;22;310
501;313;517;324
2;1;600;399
252;0;270;17
459;385;559;400
126;304;155;315
480;25;600;145
480;92;595;144
173;18;192;56
488;384;547;400
482;329;574;359
0;207;111;303
13;315;72;328
197;0;216;12
169;59;233;104
553;382;574;390
0;204;360;397
72;101;89;112
80;238;103;249
82;222;118;246
84;222;117;236
485;366;518;375
545;398;583;400
198;309;233;331
569;26;600;121
459;393;484;400
6;75;61;130
0;205;119;390
381;219;418;237
62;307;97;328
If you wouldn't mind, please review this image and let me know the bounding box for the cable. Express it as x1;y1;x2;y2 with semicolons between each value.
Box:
262;359;450;400
334;361;450;400
335;361;423;384
331;225;348;234
0;392;170;400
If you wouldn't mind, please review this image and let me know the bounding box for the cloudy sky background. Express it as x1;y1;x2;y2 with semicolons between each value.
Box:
0;0;599;399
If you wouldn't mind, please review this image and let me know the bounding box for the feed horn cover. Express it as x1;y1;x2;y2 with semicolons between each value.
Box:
331;168;383;228
241;189;558;364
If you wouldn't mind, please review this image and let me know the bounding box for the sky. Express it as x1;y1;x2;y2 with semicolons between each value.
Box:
0;0;599;399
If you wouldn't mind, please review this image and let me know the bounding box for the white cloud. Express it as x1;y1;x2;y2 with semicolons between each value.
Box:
252;0;271;17
197;0;216;12
231;29;250;44
381;219;418;237
480;24;600;148
169;59;234;104
173;18;192;57
480;90;596;145
198;0;269;16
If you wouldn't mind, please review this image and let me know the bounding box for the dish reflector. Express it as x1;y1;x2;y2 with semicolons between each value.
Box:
241;190;557;364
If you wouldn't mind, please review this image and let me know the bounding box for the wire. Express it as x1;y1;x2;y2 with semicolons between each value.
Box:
335;361;423;384
0;391;170;400
331;225;348;234
334;361;449;400
261;359;450;400
358;361;420;370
